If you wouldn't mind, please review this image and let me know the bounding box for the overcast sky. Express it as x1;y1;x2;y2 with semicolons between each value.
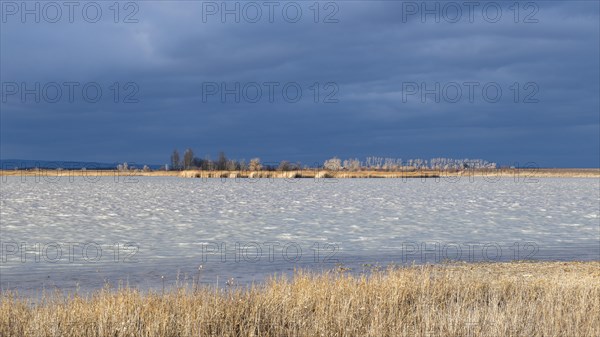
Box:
1;1;598;167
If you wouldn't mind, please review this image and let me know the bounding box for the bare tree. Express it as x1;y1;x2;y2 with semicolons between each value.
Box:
170;150;180;171
217;151;227;170
239;159;247;171
277;160;291;171
226;159;238;171
203;155;213;170
183;148;194;170
343;158;361;171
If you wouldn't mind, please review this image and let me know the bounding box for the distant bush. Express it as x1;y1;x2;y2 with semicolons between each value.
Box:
249;158;262;171
323;157;342;171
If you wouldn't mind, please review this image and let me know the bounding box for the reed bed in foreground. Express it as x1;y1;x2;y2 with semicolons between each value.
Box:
1;262;599;337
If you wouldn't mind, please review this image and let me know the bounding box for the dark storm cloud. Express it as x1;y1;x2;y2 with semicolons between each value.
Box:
1;0;598;167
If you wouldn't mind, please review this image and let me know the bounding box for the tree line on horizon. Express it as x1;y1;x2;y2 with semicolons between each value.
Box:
168;149;497;172
169;149;279;171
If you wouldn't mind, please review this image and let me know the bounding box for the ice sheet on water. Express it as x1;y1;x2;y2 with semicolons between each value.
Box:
1;176;598;293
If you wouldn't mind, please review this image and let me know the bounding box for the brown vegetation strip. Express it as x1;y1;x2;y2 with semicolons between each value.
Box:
1;168;599;178
1;262;599;337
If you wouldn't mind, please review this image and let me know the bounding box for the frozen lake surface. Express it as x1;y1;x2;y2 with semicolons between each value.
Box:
1;176;598;294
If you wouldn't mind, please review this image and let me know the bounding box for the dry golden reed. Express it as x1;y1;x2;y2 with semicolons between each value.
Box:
2;168;599;179
1;262;599;337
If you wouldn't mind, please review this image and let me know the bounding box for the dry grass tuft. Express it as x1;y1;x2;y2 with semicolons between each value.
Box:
1;262;599;337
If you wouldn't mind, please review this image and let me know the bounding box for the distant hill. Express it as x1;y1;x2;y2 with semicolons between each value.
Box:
0;159;163;170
